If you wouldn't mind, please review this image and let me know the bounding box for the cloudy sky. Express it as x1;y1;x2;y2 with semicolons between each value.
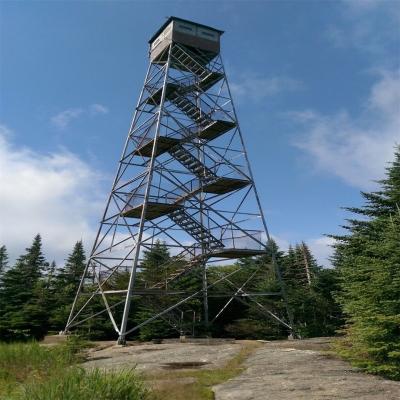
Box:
0;0;399;266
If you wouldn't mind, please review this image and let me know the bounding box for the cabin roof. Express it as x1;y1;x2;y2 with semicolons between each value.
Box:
148;16;224;44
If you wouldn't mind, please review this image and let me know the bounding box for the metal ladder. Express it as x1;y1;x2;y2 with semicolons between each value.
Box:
169;92;211;127
172;46;212;82
169;144;216;183
170;208;223;249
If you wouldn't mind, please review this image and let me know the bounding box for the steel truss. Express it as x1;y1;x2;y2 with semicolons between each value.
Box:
65;41;294;344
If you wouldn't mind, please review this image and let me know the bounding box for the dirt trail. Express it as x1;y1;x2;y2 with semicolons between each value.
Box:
213;338;400;400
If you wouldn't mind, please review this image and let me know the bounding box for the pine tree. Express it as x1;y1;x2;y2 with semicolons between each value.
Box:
139;240;171;287
277;241;342;338
50;241;86;331
0;235;49;340
223;240;289;339
133;241;179;340
345;147;400;219
333;145;400;380
335;215;400;379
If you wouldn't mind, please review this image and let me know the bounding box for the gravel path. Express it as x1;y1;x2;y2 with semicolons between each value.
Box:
213;338;400;400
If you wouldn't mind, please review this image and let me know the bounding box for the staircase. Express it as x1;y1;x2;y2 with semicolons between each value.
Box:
172;46;223;92
169;144;216;183
169;92;211;127
170;208;223;249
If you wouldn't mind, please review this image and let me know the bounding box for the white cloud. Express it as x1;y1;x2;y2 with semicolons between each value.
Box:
51;108;83;129
90;103;109;115
326;1;400;60
307;236;335;268
290;69;400;189
230;75;303;102
51;103;109;129
0;125;105;264
270;234;290;252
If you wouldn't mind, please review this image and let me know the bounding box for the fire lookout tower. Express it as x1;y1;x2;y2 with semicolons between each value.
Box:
64;17;293;344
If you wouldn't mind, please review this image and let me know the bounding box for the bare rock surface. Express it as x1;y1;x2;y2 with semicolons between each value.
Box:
213;338;400;400
83;339;242;372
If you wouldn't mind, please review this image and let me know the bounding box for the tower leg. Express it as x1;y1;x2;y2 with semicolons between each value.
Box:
202;262;209;334
117;46;173;345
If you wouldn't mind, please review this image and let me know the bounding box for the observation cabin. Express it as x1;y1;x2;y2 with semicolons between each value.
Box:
149;17;224;63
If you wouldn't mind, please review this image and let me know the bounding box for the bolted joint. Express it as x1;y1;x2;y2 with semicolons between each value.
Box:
117;336;127;346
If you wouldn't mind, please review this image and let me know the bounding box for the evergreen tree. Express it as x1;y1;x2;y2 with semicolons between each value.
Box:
277;241;342;338
139;240;171;287
345;147;400;219
50;241;86;330
134;241;179;340
333;146;400;380
222;240;290;339
0;235;49;340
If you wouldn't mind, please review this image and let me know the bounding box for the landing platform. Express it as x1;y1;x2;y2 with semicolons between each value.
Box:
203;177;250;194
197;72;224;92
134;120;236;158
135;136;180;157
209;248;267;258
122;202;183;220
199;120;236;141
145;83;179;106
153;48;217;67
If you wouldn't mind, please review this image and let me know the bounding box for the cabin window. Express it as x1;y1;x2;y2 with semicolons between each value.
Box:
176;23;195;34
198;29;218;42
151;37;161;49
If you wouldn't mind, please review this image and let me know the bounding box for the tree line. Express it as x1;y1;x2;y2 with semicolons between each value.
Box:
0;145;398;379
0;236;340;342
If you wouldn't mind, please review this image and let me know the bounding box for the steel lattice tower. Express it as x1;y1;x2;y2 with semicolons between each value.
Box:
64;17;293;344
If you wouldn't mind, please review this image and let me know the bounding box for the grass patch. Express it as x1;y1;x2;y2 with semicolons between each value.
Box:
149;340;262;400
0;338;150;400
19;368;149;400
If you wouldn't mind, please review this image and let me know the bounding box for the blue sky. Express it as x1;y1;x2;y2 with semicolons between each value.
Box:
0;0;399;265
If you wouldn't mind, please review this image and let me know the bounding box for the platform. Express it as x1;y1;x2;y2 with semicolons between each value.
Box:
135;136;181;157
199;120;236;141
122;202;183;220
202;177;250;194
209;248;267;259
145;83;179;106
145;73;225;107
153;49;218;67
134;121;236;158
197;72;224;92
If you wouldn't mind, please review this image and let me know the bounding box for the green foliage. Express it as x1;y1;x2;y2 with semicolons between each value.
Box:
0;340;149;400
222;240;342;340
0;235;49;340
0;213;342;344
139;240;171;287
135;308;176;341
224;318;283;340
50;241;86;330
0;340;79;398
333;145;400;380
19;367;149;400
281;243;342;338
